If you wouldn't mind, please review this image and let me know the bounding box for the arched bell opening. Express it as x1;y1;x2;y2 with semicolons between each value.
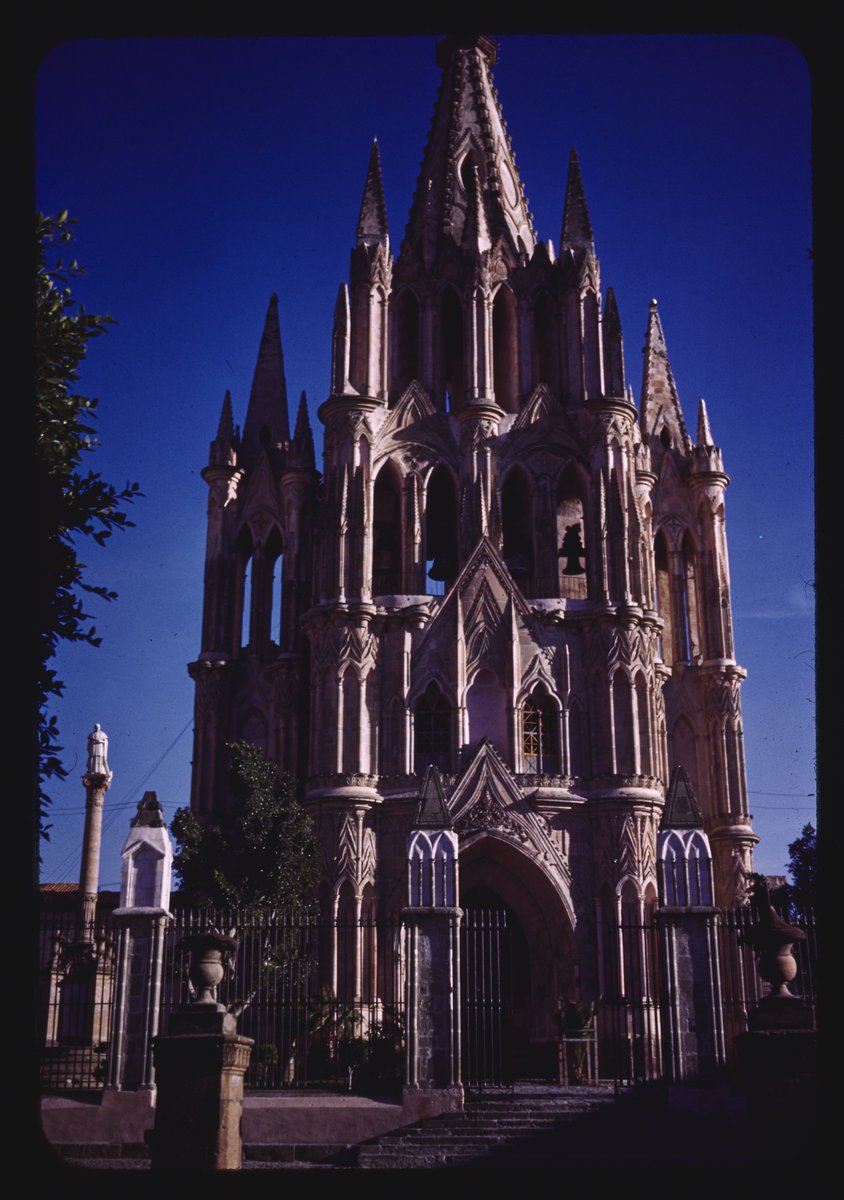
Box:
501;466;535;595
532;289;559;392
392;289;421;398
556;462;588;599
373;460;403;595
492;285;519;413
424;465;459;595
441;286;465;412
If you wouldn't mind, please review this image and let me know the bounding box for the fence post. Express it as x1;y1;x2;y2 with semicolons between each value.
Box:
105;793;173;1094
655;766;726;1083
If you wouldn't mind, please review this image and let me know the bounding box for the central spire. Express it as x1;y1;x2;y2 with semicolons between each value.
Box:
402;35;536;261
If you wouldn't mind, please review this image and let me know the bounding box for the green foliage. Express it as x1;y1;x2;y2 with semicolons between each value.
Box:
786;822;817;916
171;741;319;908
36;212;140;840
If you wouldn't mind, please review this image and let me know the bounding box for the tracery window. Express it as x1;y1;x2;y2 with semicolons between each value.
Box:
521;690;560;773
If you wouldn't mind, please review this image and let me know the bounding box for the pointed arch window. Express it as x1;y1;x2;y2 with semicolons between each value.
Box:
373;461;403;594
557;463;588;600
414;683;451;775
236;528;255;651
492;285;519;412
393;289;420;396
425;466;458;595
502;467;534;595
532;290;559;391
654;529;673;664
521;688;560;774
441;286;465;411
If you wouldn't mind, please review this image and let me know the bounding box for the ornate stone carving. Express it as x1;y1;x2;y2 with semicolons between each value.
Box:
455;787;527;843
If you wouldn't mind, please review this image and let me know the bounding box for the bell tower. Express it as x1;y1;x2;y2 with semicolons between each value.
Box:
188;295;318;815
188;36;756;1067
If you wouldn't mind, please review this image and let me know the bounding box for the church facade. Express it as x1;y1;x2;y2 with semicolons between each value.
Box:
188;36;756;1074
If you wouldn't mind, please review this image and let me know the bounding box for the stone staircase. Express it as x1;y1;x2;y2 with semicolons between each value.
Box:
355;1087;625;1169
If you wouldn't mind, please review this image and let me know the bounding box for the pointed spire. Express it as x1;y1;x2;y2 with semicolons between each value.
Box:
561;149;594;252
243;294;290;454
697;397;714;447
357;138;389;250
216;390;234;442
402;36;535;260
209;390;237;466
602;286;626;399
692;395;725;474
640;299;687;445
291;390;315;470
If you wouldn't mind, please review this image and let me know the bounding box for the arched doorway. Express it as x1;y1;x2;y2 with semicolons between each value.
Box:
459;834;575;1082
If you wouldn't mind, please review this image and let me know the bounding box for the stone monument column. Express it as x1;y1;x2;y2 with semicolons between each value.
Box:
79;723;112;929
402;768;463;1119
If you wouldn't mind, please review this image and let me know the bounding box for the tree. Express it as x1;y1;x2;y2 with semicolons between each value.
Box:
786;822;817;917
36;212;140;841
171;742;319;909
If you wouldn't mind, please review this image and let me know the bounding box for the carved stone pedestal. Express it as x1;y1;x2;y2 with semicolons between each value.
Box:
150;1009;254;1171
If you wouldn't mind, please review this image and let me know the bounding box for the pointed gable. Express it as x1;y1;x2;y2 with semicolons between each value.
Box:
660;765;705;831
414;537;554;686
512;383;556;430
413;766;453;829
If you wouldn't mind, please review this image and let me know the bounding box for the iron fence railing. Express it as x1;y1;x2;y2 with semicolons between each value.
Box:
600;917;663;1085
38;913;118;1092
37;903;816;1093
461;908;512;1088
160;907;405;1092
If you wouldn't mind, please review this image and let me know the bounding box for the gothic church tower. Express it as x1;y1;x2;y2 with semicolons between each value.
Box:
189;36;756;1066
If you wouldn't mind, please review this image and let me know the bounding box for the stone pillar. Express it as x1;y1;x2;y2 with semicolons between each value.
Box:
150;934;254;1171
733;880;816;1151
403;907;463;1095
402;768;463;1117
656;766;726;1083
79;723;112;929
656;908;725;1083
106;792;173;1092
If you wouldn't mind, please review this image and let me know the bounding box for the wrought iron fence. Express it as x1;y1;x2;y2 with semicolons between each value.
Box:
37;902;817;1093
461;908;512;1087
599;917;663;1085
38;913;118;1092
160;907;405;1092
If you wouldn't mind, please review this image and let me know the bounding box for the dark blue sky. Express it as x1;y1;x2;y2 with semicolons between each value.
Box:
36;34;814;887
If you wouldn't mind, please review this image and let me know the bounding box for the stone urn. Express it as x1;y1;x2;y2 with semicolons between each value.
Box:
745;879;807;1013
179;932;239;1011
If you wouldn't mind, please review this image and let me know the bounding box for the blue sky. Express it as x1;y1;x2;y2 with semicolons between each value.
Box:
36;34;814;888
